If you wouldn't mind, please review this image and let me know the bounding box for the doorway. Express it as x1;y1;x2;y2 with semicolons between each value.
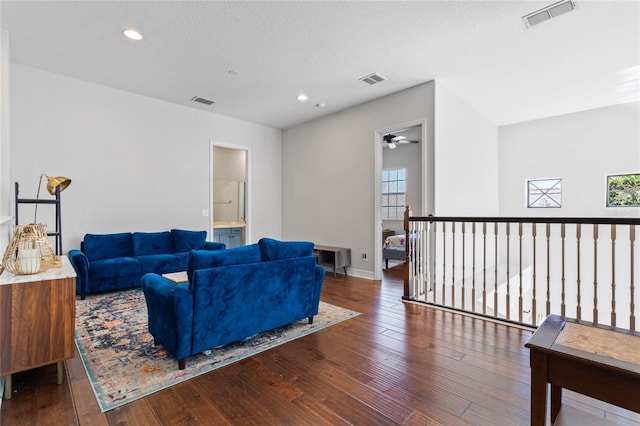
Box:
210;142;250;248
373;120;428;281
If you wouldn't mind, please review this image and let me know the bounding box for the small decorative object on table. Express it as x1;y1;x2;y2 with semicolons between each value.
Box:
1;224;58;274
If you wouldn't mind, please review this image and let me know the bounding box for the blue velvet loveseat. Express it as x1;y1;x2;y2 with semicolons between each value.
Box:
141;238;325;369
69;229;225;299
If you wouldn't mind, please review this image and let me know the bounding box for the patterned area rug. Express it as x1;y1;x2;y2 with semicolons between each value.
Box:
75;288;360;412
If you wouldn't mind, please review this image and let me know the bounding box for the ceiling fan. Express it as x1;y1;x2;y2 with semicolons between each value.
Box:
383;133;419;149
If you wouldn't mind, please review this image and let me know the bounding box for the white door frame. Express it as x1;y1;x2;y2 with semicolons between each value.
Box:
209;140;251;244
373;119;428;281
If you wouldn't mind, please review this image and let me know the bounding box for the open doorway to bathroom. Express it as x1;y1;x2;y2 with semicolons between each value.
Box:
210;143;249;249
374;120;427;281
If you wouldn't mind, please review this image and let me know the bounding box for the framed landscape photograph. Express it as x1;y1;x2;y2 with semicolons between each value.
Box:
607;173;640;207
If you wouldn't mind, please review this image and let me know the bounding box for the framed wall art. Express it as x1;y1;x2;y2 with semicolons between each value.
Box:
607;173;640;207
527;178;562;208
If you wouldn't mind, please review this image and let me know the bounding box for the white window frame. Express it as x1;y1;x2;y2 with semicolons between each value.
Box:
382;168;407;220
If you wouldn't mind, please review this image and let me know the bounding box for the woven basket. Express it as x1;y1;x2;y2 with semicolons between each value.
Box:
1;224;58;274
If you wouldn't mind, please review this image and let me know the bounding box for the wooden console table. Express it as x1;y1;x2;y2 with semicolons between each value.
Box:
0;256;76;399
313;245;351;278
525;314;640;425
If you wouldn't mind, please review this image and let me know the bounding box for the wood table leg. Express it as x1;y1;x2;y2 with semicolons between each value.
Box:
529;351;548;426
550;384;562;423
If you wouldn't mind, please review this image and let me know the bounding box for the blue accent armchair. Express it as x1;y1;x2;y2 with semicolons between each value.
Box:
69;229;225;299
141;238;325;369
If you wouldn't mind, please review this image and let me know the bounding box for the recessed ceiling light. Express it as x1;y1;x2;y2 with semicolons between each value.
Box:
123;29;143;41
296;94;308;102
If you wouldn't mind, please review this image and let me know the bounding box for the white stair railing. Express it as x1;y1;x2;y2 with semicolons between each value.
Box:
403;214;639;331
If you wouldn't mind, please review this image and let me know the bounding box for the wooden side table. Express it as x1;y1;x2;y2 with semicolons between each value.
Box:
0;256;76;399
313;245;351;278
525;314;640;425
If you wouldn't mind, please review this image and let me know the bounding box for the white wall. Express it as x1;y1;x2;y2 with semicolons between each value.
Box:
499;102;640;217
10;65;282;251
0;28;8;405
1;30;12;261
282;83;435;278
212;146;246;181
434;81;499;216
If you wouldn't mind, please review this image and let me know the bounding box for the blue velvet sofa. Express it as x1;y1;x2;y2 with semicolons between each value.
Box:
69;229;225;299
141;238;325;369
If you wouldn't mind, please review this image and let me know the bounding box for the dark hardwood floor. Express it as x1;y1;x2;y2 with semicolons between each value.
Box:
2;263;638;425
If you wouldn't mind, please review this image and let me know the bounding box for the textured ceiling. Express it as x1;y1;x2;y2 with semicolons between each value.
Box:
1;1;639;129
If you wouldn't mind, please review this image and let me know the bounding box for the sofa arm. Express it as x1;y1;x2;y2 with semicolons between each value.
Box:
312;265;326;308
141;273;194;362
68;249;90;298
204;241;226;251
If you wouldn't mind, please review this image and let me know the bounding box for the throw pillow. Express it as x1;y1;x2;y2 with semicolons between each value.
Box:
132;231;173;256
171;229;207;253
187;244;261;283
258;238;314;262
83;233;133;261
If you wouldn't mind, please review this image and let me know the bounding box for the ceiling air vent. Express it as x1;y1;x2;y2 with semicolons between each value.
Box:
358;72;387;86
191;96;215;106
523;0;575;27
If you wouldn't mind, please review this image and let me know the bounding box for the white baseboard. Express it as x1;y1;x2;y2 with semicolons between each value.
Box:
346;268;374;280
320;265;374;280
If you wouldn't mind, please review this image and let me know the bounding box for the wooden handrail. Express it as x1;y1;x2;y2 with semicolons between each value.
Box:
410;215;640;226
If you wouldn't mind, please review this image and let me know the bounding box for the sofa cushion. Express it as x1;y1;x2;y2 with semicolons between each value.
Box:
258;238;314;262
132;232;173;256
187;244;260;284
137;254;185;275
90;257;141;279
83;233;133;261
171;229;207;252
174;251;189;264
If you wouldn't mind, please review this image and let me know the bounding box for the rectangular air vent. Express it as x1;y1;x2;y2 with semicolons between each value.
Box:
191;96;215;105
358;72;387;86
523;0;575;27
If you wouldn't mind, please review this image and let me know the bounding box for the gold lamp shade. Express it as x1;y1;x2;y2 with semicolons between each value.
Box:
33;174;72;224
46;176;71;195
